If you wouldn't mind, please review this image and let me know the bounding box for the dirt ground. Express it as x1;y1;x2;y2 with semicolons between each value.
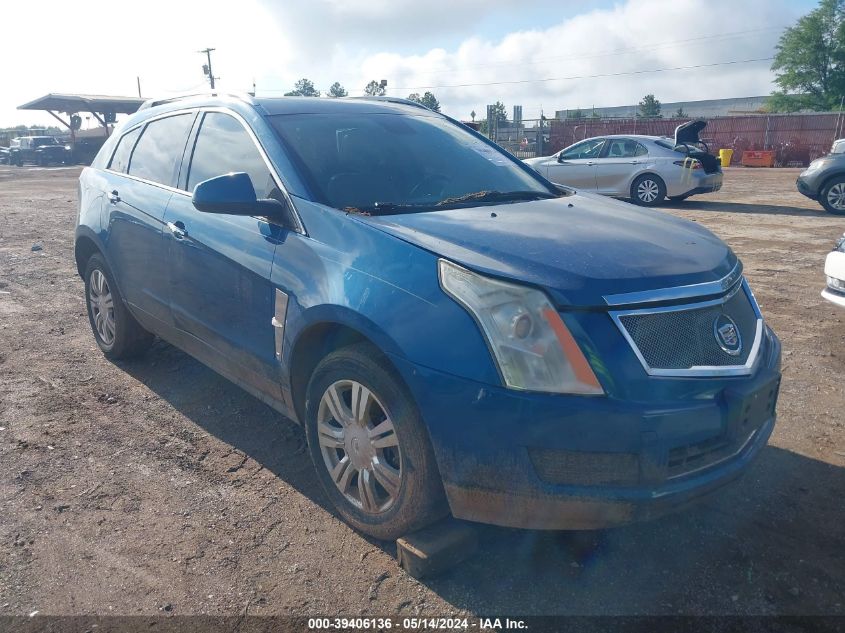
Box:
0;165;843;618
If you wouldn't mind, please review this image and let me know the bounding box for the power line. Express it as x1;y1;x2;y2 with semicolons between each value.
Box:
237;27;785;97
389;57;775;91
407;26;786;77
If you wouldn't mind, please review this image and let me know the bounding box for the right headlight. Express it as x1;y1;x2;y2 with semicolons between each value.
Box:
438;259;603;395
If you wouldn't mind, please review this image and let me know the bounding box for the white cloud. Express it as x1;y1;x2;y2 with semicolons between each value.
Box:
0;0;801;127
353;0;798;120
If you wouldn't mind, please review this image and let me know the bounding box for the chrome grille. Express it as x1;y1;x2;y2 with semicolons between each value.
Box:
611;281;762;376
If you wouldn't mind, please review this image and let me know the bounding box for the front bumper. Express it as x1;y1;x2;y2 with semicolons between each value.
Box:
822;250;845;308
796;176;819;199
390;327;781;530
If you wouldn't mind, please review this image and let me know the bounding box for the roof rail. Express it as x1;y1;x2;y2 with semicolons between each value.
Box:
138;91;257;111
350;96;432;111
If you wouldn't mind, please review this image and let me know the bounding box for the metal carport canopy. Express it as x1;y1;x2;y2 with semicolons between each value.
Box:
17;93;145;135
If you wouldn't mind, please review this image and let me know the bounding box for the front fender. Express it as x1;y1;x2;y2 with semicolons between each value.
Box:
275;198;502;389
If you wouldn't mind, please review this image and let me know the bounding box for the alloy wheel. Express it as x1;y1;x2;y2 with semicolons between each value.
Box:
89;269;115;346
637;179;659;203
317;380;402;514
827;183;845;211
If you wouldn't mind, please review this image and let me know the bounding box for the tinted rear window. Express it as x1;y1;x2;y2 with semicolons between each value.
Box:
127;113;194;186
108;127;142;173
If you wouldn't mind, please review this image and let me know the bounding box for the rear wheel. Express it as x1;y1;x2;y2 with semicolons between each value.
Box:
631;174;666;206
820;178;845;215
305;343;447;540
84;254;154;359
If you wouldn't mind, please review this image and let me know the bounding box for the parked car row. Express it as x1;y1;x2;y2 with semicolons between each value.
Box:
76;94;781;540
8;136;72;166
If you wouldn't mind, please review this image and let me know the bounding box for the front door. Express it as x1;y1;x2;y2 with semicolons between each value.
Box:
545;138;604;189
163;111;288;396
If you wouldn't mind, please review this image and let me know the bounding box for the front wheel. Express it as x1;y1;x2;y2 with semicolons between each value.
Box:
820;178;845;215
305;343;447;540
631;174;666;206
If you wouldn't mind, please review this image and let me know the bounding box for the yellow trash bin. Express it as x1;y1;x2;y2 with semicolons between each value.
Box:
719;149;734;168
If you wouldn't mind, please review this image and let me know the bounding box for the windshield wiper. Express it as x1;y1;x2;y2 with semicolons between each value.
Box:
344;201;434;216
435;190;558;207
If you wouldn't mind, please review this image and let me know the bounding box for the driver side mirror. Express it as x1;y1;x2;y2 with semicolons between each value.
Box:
557;154;568;163
192;172;293;226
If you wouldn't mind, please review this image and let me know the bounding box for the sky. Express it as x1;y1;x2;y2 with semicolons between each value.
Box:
0;0;821;128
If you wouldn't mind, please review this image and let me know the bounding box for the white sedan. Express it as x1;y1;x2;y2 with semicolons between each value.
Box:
524;121;723;206
823;233;845;308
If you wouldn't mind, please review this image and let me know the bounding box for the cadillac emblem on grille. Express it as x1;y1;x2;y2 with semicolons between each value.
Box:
714;314;742;356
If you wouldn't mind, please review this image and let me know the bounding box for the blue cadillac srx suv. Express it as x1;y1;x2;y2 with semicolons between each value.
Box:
76;94;781;539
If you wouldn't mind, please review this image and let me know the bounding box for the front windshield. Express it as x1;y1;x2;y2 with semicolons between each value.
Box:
269;112;555;212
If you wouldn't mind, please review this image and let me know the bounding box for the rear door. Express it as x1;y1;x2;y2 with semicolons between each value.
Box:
104;112;196;327
594;138;648;195
545;138;604;189
163;110;284;396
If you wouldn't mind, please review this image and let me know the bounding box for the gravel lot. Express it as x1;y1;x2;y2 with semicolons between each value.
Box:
1;165;843;617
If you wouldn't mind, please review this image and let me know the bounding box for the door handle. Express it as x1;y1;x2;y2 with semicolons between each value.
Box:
108;190;120;204
630;161;640;164
166;221;188;239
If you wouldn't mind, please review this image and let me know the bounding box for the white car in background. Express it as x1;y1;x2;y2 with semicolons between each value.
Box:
823;232;845;308
524;120;723;206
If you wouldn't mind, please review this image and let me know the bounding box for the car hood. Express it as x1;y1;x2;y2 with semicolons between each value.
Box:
354;192;737;307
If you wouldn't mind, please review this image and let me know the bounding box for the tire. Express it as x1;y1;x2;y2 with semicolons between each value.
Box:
819;177;845;215
83;254;154;359
631;174;666;206
304;342;447;540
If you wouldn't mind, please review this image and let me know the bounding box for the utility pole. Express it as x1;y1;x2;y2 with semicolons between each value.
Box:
199;48;217;89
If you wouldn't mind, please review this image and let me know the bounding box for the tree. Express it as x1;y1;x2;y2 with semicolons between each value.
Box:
470;110;476;121
364;80;386;96
489;101;508;124
638;94;662;118
769;0;845;112
479;102;508;135
674;107;688;118
284;78;320;97
328;82;348;98
408;91;441;112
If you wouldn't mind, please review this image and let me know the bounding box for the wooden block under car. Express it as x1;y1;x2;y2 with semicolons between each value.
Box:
396;518;478;579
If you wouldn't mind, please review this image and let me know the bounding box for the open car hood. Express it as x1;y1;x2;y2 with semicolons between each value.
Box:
675;119;707;146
